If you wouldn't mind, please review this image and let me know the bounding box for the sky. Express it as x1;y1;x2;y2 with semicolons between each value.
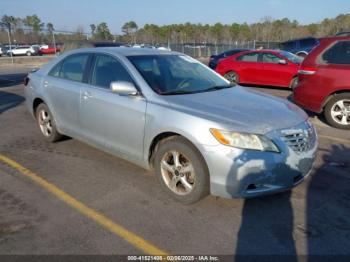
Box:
1;0;350;34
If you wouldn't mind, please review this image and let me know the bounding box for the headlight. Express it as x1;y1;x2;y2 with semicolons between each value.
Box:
210;128;280;152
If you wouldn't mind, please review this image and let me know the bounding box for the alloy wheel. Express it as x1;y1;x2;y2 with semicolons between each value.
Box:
224;72;238;84
160;151;195;196
330;99;350;126
38;109;53;137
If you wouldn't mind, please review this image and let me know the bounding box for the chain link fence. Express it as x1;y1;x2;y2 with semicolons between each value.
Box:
169;41;280;57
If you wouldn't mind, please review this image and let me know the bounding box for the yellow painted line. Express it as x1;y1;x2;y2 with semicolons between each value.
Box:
0;153;168;256
318;135;350;145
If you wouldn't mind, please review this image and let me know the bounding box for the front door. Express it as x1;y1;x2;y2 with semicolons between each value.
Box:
79;54;147;161
259;52;296;87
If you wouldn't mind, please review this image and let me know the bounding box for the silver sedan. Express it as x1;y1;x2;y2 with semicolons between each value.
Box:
24;48;317;204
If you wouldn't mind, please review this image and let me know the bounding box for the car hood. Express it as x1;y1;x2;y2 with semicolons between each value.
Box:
163;86;307;134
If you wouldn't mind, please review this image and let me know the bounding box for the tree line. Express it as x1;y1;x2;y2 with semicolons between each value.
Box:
1;14;350;45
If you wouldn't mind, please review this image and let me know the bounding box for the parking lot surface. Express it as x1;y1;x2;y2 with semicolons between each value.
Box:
0;66;350;257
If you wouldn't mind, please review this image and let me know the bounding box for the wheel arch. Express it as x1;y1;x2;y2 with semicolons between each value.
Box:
148;131;208;170
296;51;308;56
33;97;45;118
322;89;350;110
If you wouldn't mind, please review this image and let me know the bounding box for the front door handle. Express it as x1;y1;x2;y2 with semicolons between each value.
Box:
43;81;49;87
83;91;93;99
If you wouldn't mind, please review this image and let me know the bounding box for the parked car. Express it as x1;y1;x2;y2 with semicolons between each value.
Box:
208;49;249;69
93;42;125;48
335;32;350;37
40;44;49;49
0;46;3;57
280;37;319;57
7;45;37;56
157;46;171;51
216;49;302;88
293;36;350;129
39;45;60;55
24;48;317;204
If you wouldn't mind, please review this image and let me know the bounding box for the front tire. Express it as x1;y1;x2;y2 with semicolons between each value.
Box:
289;77;298;89
154;136;210;204
36;103;63;142
324;93;350;129
26;51;32;56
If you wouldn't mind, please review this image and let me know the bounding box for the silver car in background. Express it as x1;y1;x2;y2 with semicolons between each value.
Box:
24;48;317;204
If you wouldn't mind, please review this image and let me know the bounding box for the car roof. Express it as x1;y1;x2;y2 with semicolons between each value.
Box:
281;36;317;44
238;49;283;54
68;47;178;57
319;36;350;41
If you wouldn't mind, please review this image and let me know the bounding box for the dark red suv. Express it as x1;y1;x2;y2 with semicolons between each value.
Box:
293;36;350;129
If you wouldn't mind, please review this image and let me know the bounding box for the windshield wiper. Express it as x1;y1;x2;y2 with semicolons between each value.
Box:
161;89;197;95
200;85;233;93
161;85;233;95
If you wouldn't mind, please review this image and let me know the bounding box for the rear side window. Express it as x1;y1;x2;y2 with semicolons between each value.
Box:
48;61;62;77
59;54;89;82
91;54;133;89
237;53;259;62
322;41;350;65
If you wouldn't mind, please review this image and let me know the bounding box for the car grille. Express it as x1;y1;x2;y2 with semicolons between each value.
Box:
281;126;316;153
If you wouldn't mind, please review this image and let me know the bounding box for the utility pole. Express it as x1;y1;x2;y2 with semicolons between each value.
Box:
52;30;57;56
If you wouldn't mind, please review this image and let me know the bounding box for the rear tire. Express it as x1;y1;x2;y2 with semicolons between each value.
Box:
36;103;63;142
224;71;239;85
324;93;350;129
154;136;210;204
26;51;32;56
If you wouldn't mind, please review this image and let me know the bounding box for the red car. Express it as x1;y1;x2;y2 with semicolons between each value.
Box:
216;50;302;88
293;36;350;129
39;46;60;55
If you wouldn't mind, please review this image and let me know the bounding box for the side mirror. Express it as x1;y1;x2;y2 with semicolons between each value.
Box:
110;81;138;96
278;59;287;65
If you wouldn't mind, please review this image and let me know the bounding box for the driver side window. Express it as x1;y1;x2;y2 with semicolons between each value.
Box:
261;53;281;64
91;54;133;89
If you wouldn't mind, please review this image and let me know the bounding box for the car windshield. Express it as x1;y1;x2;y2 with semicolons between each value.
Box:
280;51;303;64
128;55;232;95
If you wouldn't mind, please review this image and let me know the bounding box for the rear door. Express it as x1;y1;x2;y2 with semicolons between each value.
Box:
259;52;296;87
45;53;91;136
79;53;147;161
235;52;261;84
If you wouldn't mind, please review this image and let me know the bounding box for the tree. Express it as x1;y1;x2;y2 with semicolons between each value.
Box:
46;22;54;34
95;22;113;40
24;15;44;34
90;24;96;35
122;21;138;43
307;23;318;35
1;15;17;34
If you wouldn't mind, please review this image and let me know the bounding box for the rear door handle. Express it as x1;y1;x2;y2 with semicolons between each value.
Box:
43;81;49;87
83;91;93;99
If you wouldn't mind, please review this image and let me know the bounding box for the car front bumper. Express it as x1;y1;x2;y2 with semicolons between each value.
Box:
201;121;318;199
